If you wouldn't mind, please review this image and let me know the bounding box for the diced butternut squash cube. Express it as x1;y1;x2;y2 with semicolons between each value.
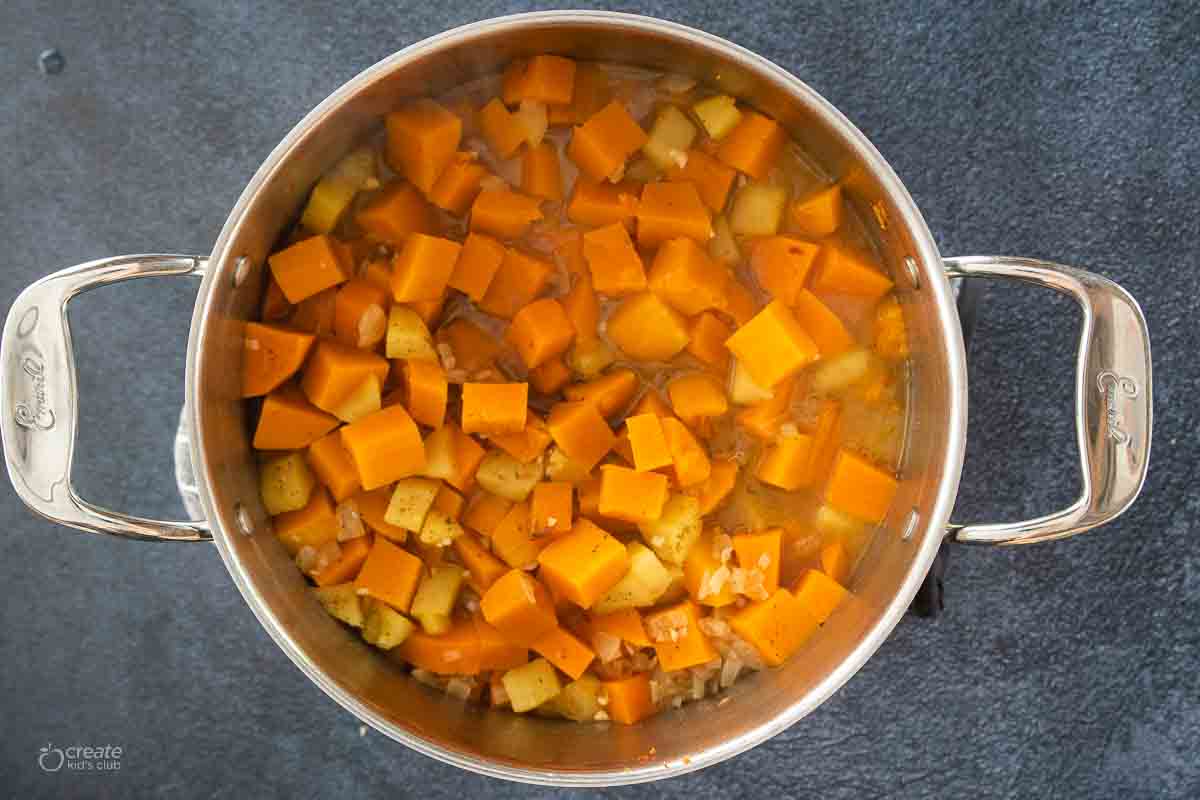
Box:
694;458;739;515
403;359;448;428
790;184;843;237
506;298;575;369
794;289;855;357
874;295;909;360
667;373;728;428
636;181;712;249
241;323;315;397
354;181;433;245
791;568;849;623
810;243;894;300
260;275;291;321
463;492;513;536
329;374;381;423
301;339;389;416
548;62;610;126
725;300;819;388
533;626;595;681
306;430;362;503
683;528;737;607
606;292;690;362
825;450;898;524
647;237;728;316
470;189;543;240
267;234;350;303
502;657;562;713
729;588;817;666
475;451;544;502
461;382;528;435
597;465;669;524
504;55;577;105
384;99;463;194
644;600;718;670
756;434;814;491
547;401;616;472
582;222;647;295
330;281;388;350
474;616;530;672
568;100;648;182
454;532;508;594
529;357;571;395
354;486;410;542
489;501;544;568
253;385;339;450
666;148;737;211
428;151;488;215
537;518;629;608
273;487;336;556
637;493;702;565
530;481;573;536
733;529;782;594
395;617;481;675
567;180;640;228
432;483;465;520
340;404;426;490
563;369;638;418
545;445;593;484
489;415;553;464
724;279;757;326
602;673;653;724
438;318;500;371
625;413;673;472
354;537;424;612
313;534;373;587
630;388;673;419
391;233;461;302
820;540;851;585
750;237;819;306
478;248;554;319
716;110;786;179
448;232;505;302
660;417;712;488
561;272;601;342
728;182;788;237
480;569;557;646
478;98;527;159
521;141;563;200
685;311;732;370
588;608;652;649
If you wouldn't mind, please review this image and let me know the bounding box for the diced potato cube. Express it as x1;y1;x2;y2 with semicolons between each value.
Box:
692;94;742;140
329;145;378;188
475;451;544;501
299;177;358;235
386;306;437;360
814;504;868;538
545;445;593;483
362;603;415;649
314;583;364;627
729;358;775;406
638;494;702;565
549;674;602;722
410;565;465;634
260;452;315;515
417;509;464;547
384;478;440;531
729;182;788;237
593;542;673;613
812;348;874;395
642;106;698;170
709;214;740;265
330;375;382;423
502;658;562;713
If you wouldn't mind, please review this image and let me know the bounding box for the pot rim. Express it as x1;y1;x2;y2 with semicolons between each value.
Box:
187;10;967;786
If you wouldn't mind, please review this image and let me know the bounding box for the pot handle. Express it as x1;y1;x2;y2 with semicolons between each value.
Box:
1;255;213;542
943;256;1152;544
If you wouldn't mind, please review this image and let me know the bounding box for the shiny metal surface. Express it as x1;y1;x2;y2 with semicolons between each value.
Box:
0;254;212;542
944;257;1152;544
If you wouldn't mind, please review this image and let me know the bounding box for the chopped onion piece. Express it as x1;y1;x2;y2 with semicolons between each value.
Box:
514;100;548;147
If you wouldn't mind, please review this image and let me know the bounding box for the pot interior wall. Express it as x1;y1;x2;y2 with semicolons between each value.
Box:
190;13;961;780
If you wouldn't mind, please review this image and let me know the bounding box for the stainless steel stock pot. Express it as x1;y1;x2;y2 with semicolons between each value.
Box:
0;11;1152;786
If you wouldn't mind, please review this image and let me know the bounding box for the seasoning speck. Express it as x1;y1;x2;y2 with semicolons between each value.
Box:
39;49;65;75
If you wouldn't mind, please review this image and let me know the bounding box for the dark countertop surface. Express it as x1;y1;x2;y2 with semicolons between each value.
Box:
1;1;1196;797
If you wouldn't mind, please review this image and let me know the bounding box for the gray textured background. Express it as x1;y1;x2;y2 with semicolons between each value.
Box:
1;1;1197;797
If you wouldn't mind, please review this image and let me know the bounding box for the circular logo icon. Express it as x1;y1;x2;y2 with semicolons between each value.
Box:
38;744;65;773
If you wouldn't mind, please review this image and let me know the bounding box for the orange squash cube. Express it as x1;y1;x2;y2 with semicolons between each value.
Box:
489;415;553;464
506;298;576;369
587;608;652;649
646;237;728;316
725;300;820;388
825;450;898;524
253;385;339;450
353;486;410;542
537;518;629;608
874;295;909;360
724;279;756;326
267;234;351;304
354;181;434;245
733;529;782;594
312;534;372;587
530;481;573;536
306;431;362;503
462;492;513;537
478;248;554;319
504;55;577;105
810;243;894;301
735;376;795;439
597;465;669;523
695;458;739;515
474;616;530;672
384;99;463;194
566;180;641;228
447;232;505;302
581;222;647;295
661;416;711;488
274;488;337;554
300;340;389;416
560;272;601;342
568;100;648;182
667;373;729;428
716;110;786;179
624;413;674;472
403;359;448;428
340;404;427;490
685;311;732;371
390;233;461;303
820;540;851;585
395;618;482;675
454;532;509;594
260;276;291;321
750;237;820;306
531;626;594;680
521;141;563;200
529;357;571;395
546;401;616;472
331;281;388;350
490;501;545;568
793;289;854;357
606;292;690;362
241;322;315;397
645;600;719;671
353;537;425;612
460;382;528;435
480;569;558;646
439;318;500;373
636;182;713;249
563;369;639;418
443;424;487;494
470;189;543;240
755;434;815;491
666;148;737;211
428;152;488;215
478;97;527;159
630;388;673;419
601;674;654;724
790;184;843;237
729;588;817;666
683;528;737;607
791;568;849;623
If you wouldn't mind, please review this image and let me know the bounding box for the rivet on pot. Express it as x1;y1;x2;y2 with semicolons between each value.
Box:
901;509;919;541
232;256;252;289
903;256;921;289
234;502;254;536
